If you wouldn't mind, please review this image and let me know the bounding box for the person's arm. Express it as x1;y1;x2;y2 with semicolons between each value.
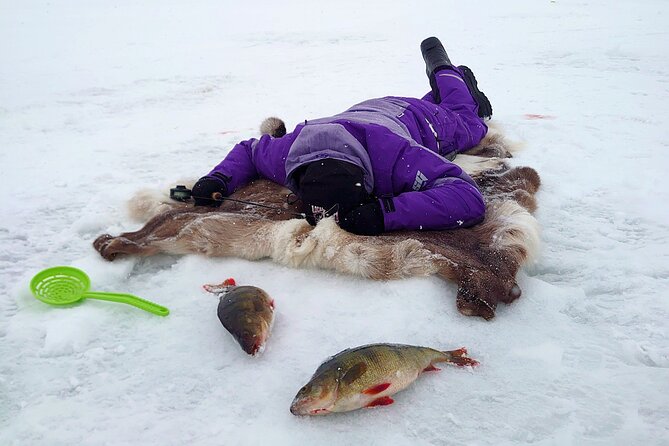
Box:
207;138;261;193
341;143;484;233
191;138;260;206
381;175;485;231
385;143;484;231
192;133;295;206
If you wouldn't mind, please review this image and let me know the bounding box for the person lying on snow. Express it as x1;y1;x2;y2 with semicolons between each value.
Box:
192;37;493;236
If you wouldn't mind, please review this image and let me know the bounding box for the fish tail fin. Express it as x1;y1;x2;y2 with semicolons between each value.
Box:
202;277;237;295
439;347;479;367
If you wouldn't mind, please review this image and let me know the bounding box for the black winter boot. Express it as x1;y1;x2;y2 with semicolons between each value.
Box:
421;36;452;79
421;36;452;103
420;37;493;119
458;65;493;119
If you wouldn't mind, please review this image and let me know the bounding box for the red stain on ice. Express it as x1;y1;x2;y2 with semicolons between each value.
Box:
524;114;556;120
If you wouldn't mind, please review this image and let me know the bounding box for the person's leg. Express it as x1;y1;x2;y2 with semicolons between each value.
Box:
419;61;489;152
431;66;481;116
431;67;488;151
420;37;492;119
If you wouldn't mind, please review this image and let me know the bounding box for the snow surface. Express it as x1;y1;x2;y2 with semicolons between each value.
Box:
1;0;668;444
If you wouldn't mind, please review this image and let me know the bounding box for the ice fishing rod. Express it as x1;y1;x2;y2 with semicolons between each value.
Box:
169;185;312;219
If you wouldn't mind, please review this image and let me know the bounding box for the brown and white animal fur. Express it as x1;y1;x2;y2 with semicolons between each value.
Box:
94;122;540;320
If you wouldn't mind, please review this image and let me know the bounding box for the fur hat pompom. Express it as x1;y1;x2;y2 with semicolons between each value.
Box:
260;117;287;138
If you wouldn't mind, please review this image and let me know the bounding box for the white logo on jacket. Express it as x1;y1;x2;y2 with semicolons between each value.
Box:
311;205;339;224
413;170;428;191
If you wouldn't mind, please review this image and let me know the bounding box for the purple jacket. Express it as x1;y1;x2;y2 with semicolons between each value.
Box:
207;68;488;231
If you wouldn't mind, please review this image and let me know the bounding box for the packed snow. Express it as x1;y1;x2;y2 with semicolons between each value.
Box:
1;0;668;444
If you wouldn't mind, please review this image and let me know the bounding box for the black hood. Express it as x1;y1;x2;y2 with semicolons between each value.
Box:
296;158;371;225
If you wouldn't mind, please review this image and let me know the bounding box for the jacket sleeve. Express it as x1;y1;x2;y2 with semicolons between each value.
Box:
206;133;295;194
380;144;485;232
207;138;259;194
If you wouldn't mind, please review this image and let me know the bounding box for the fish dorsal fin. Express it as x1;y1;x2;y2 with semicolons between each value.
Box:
341;362;367;385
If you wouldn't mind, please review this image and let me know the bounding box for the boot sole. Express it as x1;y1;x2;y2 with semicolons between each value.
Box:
458;65;493;119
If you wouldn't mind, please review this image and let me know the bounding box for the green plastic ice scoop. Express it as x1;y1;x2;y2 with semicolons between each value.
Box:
30;266;169;316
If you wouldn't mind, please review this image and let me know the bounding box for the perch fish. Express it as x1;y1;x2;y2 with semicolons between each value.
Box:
203;278;275;356
290;343;478;415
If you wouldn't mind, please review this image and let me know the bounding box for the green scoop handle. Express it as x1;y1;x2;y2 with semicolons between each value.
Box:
84;291;170;316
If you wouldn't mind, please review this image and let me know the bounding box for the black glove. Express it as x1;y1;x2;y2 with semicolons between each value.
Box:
338;202;385;236
192;173;229;207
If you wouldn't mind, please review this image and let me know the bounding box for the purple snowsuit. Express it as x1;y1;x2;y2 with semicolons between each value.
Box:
207;67;488;231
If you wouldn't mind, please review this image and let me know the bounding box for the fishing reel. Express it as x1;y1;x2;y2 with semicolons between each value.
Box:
170;185;193;202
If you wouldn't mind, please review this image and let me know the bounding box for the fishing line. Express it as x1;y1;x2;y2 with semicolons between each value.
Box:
170;186;342;222
170;185;309;219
